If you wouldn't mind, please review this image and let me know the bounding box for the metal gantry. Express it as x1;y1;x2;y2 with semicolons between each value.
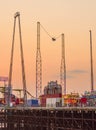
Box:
8;12;27;106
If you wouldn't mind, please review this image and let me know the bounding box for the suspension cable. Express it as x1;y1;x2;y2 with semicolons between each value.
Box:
40;23;57;41
40;24;53;38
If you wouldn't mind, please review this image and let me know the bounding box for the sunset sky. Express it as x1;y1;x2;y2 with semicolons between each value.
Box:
0;0;96;97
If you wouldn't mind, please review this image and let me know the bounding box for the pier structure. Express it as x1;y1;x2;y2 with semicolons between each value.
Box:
0;107;96;130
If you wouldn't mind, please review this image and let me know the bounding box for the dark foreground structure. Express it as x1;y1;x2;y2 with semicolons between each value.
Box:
0;107;96;130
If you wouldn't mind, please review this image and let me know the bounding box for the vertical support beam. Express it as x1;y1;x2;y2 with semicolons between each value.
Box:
92;110;94;130
8;18;16;87
82;110;83;129
18;14;27;106
8;16;16;107
89;30;94;92
36;22;42;98
60;33;66;95
71;110;74;129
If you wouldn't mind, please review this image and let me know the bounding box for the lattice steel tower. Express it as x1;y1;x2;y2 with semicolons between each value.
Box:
36;22;42;98
8;12;27;106
60;34;66;95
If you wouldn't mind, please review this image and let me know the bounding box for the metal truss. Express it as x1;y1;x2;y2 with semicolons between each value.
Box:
0;108;96;130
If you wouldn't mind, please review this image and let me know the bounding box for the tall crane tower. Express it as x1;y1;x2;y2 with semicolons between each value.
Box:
60;34;66;95
36;22;56;98
89;30;94;92
8;12;27;106
36;22;42;98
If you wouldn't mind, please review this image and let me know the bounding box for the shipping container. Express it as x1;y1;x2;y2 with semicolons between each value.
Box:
27;99;38;107
89;95;96;99
39;95;46;107
46;98;62;107
80;97;87;104
39;94;62;107
47;94;62;98
46;98;52;107
62;98;64;107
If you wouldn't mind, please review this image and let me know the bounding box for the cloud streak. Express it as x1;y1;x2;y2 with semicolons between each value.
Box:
69;69;88;74
51;69;88;81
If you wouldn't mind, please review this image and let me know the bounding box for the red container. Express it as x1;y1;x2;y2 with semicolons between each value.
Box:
45;93;62;98
39;95;46;107
39;93;62;107
80;97;87;104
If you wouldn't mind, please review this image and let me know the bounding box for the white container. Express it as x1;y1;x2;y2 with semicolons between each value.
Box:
46;98;62;107
51;98;56;107
56;98;62;107
56;98;61;102
46;98;52;107
62;98;64;107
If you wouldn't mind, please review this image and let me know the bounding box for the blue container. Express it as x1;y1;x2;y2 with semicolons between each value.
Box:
89;95;96;99
27;99;38;107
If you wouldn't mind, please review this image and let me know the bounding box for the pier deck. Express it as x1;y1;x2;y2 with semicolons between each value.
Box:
0;107;96;130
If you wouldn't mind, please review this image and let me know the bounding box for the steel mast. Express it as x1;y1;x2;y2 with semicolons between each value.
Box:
36;22;56;98
60;34;66;95
36;22;42;98
89;30;94;92
8;12;27;106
